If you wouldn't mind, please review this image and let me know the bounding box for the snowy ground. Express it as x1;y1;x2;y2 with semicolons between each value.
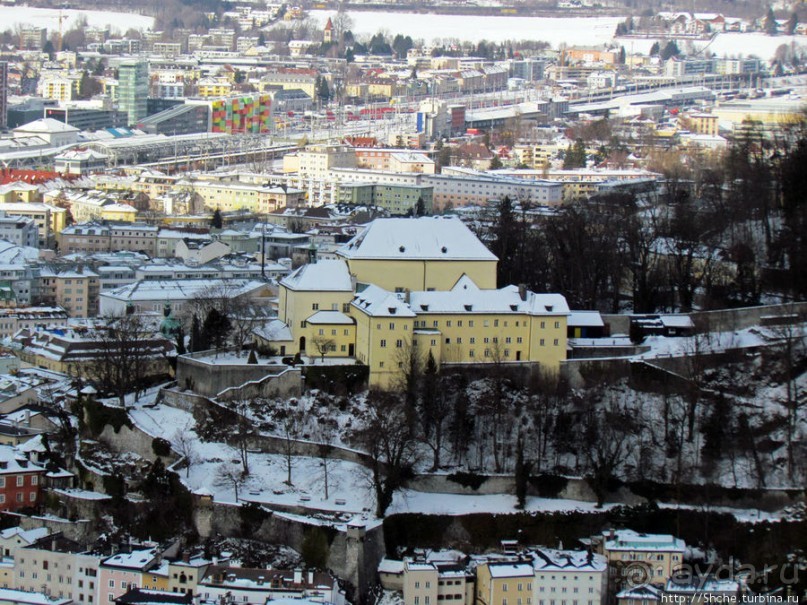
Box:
130;401;616;518
389;491;617;516
129;403;376;514
127;399;798;523
639;324;798;359
615;32;807;60
308;11;622;47
0;6;154;35
305;10;807;58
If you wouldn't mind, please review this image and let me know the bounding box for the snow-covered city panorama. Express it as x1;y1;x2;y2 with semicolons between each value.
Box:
0;0;804;603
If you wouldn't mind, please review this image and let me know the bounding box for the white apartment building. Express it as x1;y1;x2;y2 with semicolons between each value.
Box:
327;167;563;208
284;145;358;180
532;548;608;605
15;535;101;604
403;561;474;605
0;213;38;249
596;530;686;586
0;203;66;247
197;566;345;605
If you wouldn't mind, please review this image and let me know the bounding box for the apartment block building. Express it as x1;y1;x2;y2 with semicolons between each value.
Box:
14;535;101;603
49;267;100;318
0;213;38;249
260;217;569;388
594;530;686;587
0;445;44;511
326;167;563;209
0;203;68;247
99;548;161;603
403;561;474;605
197;566;345;605
0;307;68;340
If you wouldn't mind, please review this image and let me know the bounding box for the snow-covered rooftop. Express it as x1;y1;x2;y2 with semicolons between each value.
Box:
0;444;45;475
253;319;294;343
102;548;159;570
0;588;71;605
306;311;354;325
410;275;570;316
378;559;405;574
604;529;686;552
352;285;416;318
568;310;605;327
488;562;535;578
337;217;497;261
101;279;265;302
0;526;50;543
280;260;352;292
531;548;607;572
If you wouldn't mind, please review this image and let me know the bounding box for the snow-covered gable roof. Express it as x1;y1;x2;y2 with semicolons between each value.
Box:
103;279;263;302
13;118;80;134
488;562;535;578
0;526;50;543
409;276;570;316
337;217;497;262
102;547;159;570
0;444;45;475
378;558;405;574
616;584;664;601
568;311;604;327
253;319;293;343
351;285;416;318
306;311;354;325
531;548;607;573
666;576;740;594
604;529;686;552
280;260;352;292
0;588;71;605
659;315;694;329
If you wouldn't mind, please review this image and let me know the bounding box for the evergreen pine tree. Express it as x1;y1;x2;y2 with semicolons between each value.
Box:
211;209;223;229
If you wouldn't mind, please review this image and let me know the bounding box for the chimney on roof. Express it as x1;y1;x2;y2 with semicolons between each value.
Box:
518;284;527;301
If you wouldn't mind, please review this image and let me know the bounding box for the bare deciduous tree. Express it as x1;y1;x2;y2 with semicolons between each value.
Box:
356;390;419;517
311;336;336;363
173;421;199;478
279;407;302;485
86;314;173;408
216;462;248;502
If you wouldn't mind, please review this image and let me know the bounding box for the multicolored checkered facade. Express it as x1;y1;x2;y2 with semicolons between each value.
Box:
210;94;272;134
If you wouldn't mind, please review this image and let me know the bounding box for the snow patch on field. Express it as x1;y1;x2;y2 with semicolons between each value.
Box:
0;6;154;34
309;10;622;47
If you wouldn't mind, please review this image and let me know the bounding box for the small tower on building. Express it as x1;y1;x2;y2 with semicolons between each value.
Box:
323;17;334;44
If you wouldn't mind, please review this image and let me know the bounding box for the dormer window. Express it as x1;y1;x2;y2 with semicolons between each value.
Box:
464;304;473;311
388;308;397;314
510;304;518;311
441;246;448;253
420;304;429;311
545;305;553;312
399;246;406;253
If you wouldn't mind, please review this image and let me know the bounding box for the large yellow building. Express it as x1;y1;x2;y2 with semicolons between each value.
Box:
476;561;535;605
337;217;498;292
596;529;686;586
260;217;570;388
